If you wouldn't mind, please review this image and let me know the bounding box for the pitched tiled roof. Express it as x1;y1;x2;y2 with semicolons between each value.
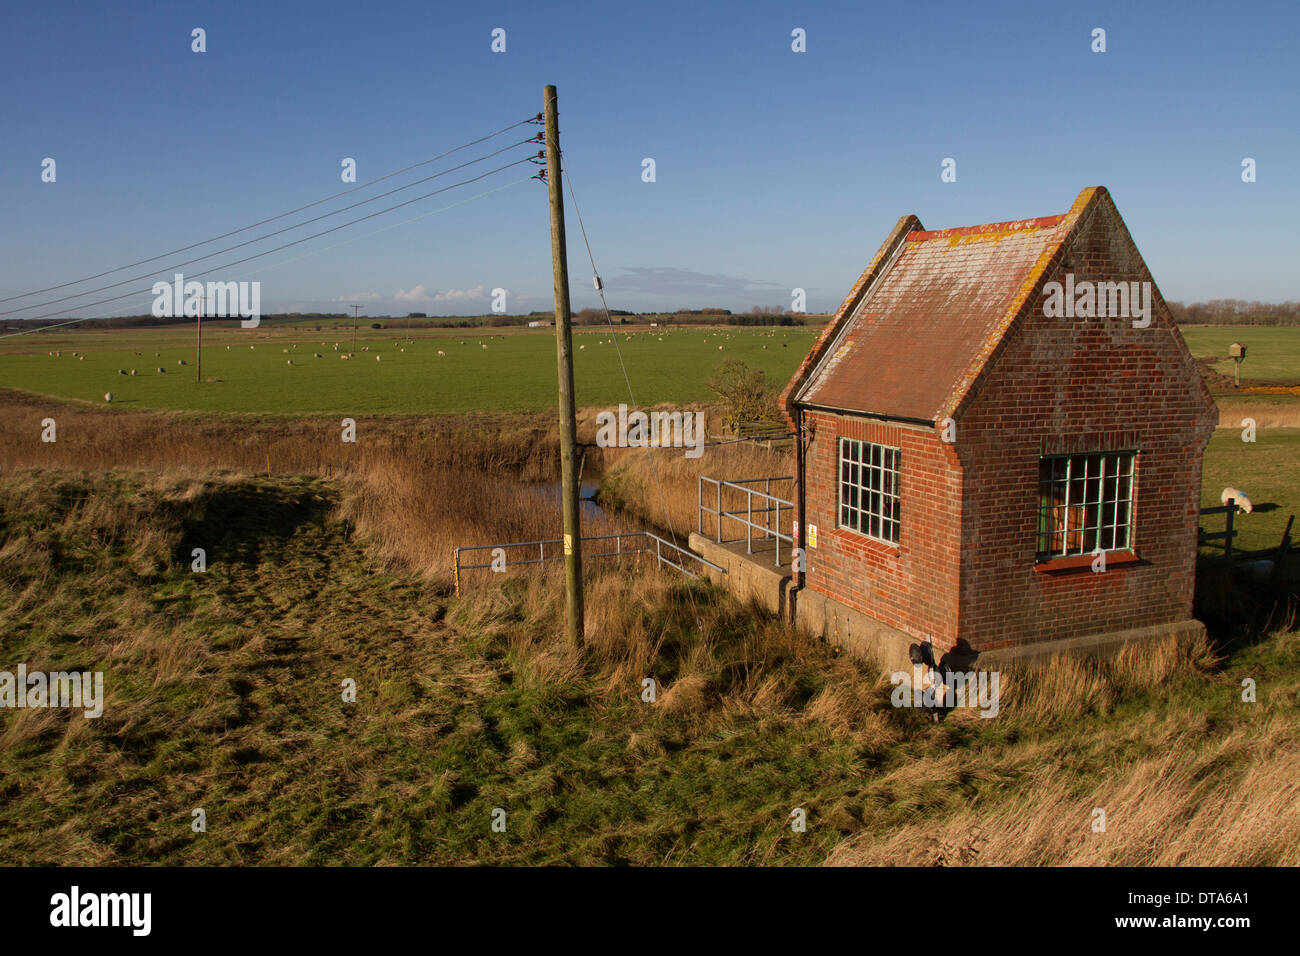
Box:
784;188;1099;424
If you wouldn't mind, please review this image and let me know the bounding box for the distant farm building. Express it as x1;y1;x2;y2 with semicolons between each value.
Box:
695;186;1217;666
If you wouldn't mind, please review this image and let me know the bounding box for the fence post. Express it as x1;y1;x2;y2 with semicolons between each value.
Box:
716;481;722;543
1225;500;1235;563
453;548;461;598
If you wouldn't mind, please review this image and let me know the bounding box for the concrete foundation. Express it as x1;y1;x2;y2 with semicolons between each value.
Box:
688;532;1208;673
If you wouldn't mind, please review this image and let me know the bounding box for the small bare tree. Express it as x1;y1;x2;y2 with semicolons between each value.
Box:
707;360;780;434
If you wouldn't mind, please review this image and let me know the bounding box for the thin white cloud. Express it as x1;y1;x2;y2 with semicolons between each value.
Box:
432;284;486;302
394;284;429;302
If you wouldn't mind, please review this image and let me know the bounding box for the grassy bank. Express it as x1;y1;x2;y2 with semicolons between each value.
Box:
1;464;1296;866
2;386;1298;866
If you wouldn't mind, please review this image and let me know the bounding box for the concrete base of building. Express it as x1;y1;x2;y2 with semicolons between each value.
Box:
687;532;1208;673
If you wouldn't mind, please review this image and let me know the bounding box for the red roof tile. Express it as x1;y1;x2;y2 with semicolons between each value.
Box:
787;190;1098;423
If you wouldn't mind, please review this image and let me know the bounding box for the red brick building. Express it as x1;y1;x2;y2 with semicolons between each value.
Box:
778;187;1216;659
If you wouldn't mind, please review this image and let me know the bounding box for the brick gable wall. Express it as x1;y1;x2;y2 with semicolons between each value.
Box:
954;194;1217;649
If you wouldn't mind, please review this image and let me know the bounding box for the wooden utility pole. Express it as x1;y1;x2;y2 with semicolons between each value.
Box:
196;294;203;384
544;84;584;648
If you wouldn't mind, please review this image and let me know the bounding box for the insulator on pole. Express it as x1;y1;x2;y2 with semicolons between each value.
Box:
593;275;603;292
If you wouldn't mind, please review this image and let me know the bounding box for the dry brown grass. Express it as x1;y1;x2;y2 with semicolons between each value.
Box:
0;389;636;589
6;390;1298;866
591;417;792;537
824;714;1300;866
1213;395;1300;430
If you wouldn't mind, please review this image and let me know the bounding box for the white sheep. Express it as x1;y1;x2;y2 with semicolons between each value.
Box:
104;392;113;402
1221;488;1253;514
287;359;293;366
437;350;445;356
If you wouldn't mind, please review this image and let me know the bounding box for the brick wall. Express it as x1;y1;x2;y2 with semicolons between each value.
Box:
801;411;962;645
954;193;1217;649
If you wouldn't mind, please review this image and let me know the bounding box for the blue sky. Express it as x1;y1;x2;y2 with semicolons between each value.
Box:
1;0;1296;318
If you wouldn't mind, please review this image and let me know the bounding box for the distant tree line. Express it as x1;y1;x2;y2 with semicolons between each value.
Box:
1168;300;1300;325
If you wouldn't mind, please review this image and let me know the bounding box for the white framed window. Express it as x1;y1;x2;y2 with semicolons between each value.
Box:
838;438;900;544
1037;452;1135;559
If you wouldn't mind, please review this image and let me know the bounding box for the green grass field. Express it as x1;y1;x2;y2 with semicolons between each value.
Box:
4;322;1296;416
1180;325;1300;384
0;324;821;415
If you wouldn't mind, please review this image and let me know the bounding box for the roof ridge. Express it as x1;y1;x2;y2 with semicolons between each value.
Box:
907;214;1068;242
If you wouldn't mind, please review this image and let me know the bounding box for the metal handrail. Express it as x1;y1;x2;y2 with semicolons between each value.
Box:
453;530;724;594
698;475;794;567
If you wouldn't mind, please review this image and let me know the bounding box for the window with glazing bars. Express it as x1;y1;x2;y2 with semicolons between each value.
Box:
1036;452;1135;559
838;438;900;544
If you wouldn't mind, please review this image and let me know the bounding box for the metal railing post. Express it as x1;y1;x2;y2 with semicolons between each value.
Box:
775;500;781;566
747;488;753;554
716;481;722;543
765;477;772;539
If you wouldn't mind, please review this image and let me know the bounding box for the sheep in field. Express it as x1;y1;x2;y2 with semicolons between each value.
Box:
1221;488;1253;514
437;350;445;356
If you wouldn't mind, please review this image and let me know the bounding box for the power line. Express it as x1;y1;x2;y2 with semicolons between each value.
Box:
0;174;536;338
10;156;538;325
0;114;541;306
2;138;541;318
